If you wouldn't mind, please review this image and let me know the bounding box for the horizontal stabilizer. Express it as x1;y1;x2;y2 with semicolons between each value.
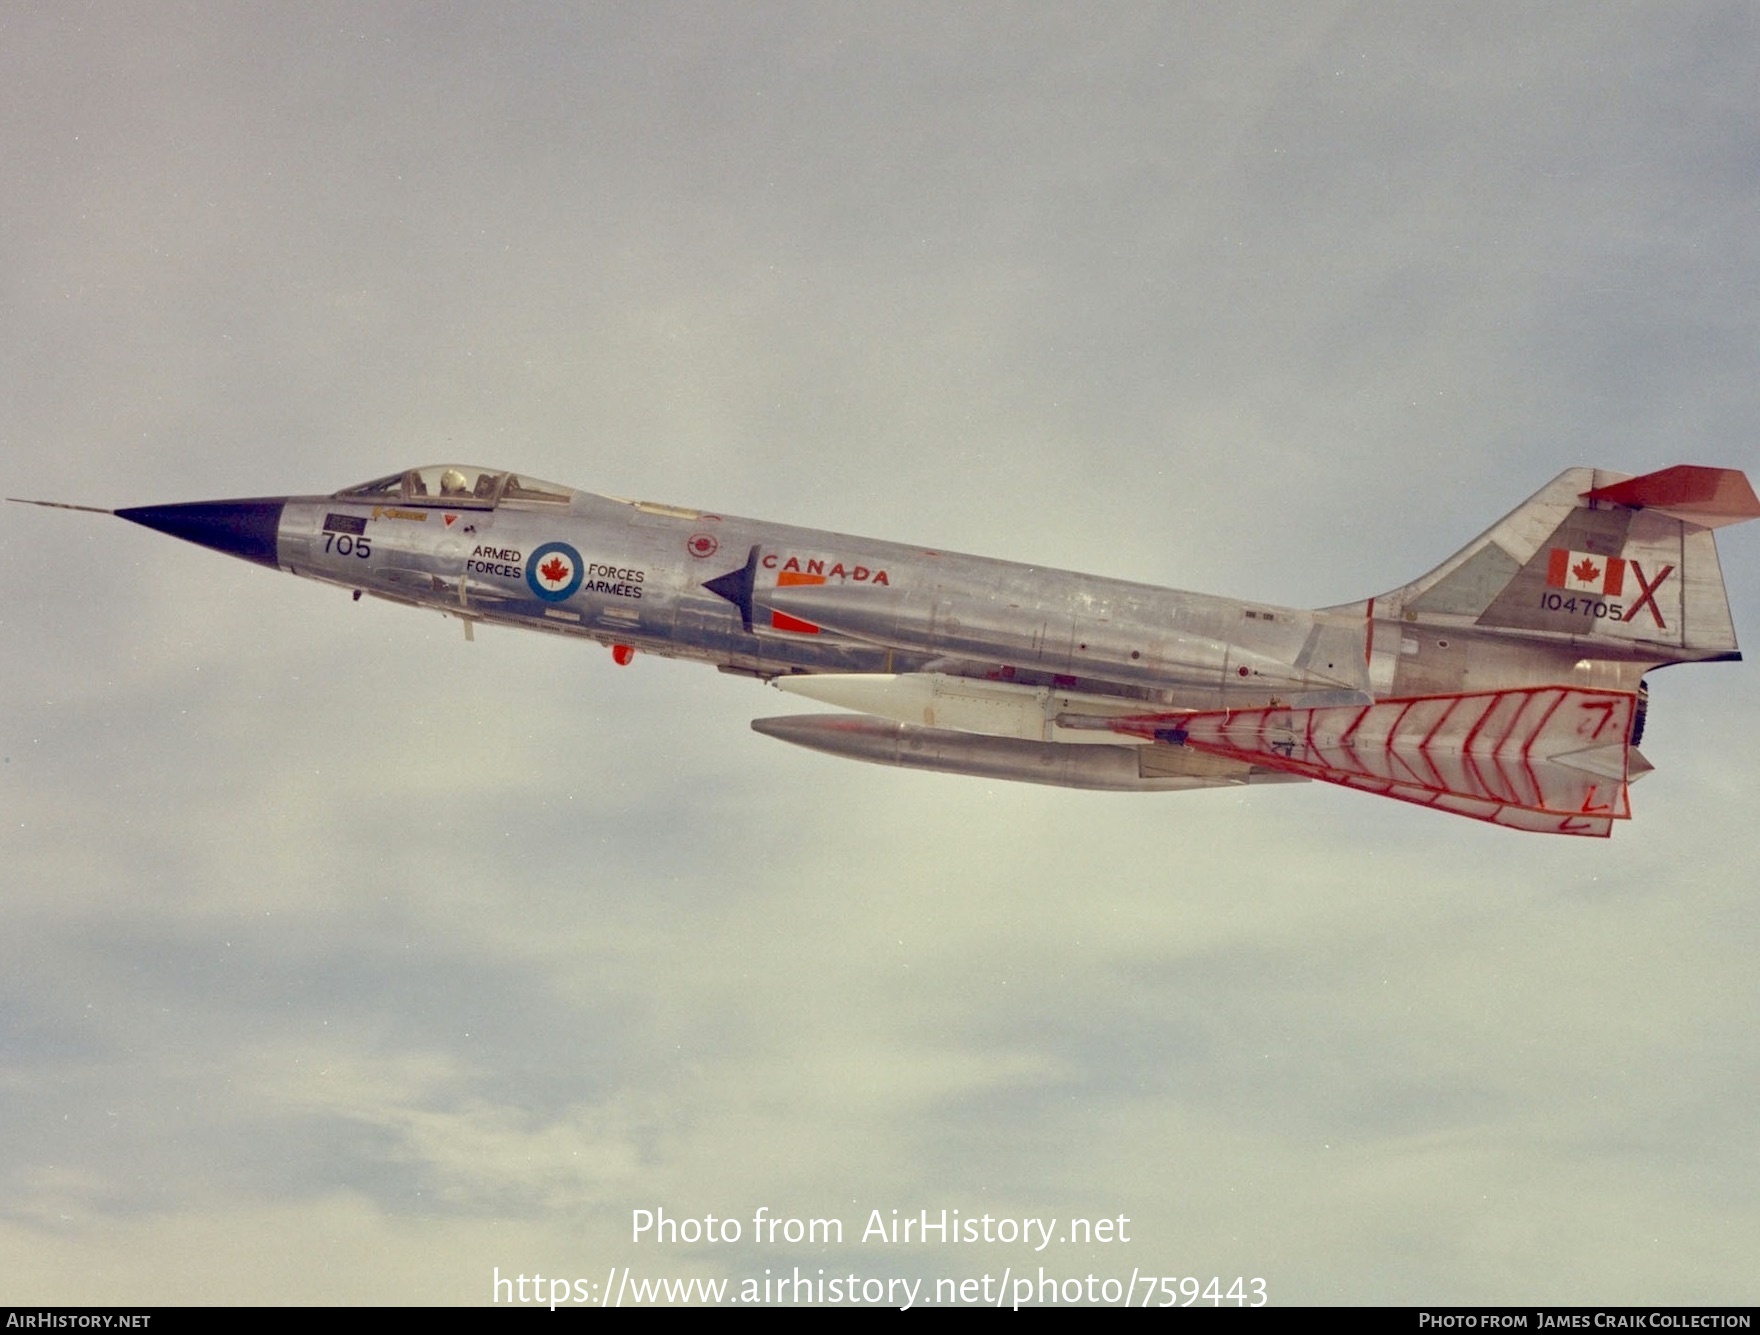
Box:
1582;465;1760;529
1109;687;1640;837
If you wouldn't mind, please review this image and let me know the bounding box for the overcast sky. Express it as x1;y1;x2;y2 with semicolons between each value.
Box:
3;2;1758;1306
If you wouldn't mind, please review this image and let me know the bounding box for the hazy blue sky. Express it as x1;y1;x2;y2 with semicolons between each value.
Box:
3;2;1757;1305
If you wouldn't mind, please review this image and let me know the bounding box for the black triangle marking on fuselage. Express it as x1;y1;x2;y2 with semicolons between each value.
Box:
703;544;760;633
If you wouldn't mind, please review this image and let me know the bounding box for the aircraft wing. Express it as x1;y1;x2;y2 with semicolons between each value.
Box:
1108;687;1643;837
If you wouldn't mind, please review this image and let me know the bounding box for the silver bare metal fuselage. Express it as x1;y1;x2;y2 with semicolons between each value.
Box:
280;486;1375;713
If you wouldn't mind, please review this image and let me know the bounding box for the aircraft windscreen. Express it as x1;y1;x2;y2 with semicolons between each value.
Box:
334;472;405;501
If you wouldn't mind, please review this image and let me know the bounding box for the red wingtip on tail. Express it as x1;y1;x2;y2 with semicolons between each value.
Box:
1583;466;1760;529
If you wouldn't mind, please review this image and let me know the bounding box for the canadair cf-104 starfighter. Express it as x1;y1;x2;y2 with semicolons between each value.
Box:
14;462;1757;836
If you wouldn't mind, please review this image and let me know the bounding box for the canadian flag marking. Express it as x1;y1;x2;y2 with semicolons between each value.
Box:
1547;548;1626;595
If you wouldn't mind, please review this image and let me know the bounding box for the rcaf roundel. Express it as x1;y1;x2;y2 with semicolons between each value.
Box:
1547;548;1625;596
526;541;585;602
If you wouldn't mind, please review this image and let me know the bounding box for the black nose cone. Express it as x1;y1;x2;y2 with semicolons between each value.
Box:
114;499;286;568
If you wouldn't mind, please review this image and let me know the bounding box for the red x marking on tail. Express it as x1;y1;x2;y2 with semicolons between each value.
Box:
1624;561;1675;629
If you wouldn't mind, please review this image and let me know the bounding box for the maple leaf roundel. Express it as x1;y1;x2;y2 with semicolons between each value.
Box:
524;541;585;602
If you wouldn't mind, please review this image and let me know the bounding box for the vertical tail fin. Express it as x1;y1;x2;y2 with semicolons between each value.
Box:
1375;465;1758;663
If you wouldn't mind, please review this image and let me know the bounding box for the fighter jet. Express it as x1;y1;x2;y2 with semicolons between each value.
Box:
14;462;1757;836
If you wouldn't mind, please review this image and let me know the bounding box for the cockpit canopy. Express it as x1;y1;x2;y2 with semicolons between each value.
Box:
334;465;573;510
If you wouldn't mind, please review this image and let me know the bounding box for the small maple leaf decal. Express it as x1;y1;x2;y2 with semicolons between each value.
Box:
540;556;570;585
1571;557;1601;584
